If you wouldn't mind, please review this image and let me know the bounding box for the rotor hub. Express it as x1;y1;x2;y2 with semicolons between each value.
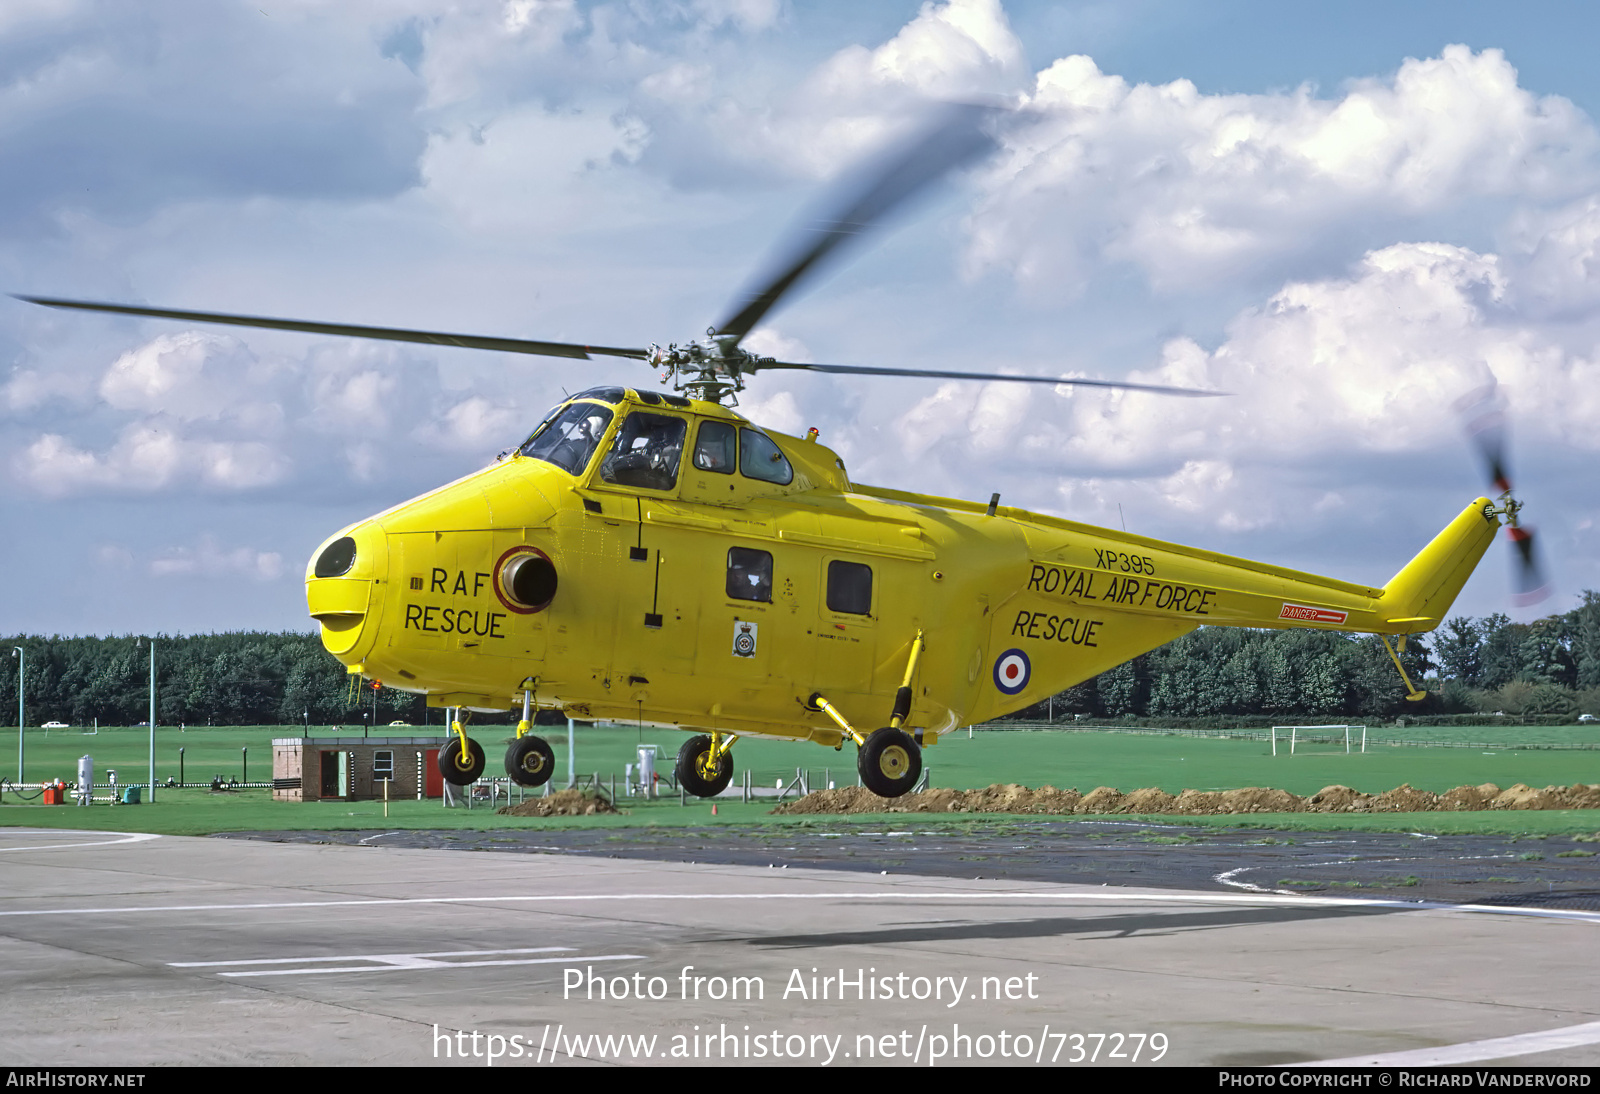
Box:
647;338;775;404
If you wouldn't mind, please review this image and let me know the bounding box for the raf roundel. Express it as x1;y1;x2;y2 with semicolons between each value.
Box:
993;648;1031;695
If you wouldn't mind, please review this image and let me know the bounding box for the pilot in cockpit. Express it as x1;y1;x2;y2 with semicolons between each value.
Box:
600;412;688;491
519;401;615;475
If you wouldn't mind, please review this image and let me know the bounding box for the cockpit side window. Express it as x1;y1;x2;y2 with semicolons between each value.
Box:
599;412;688;492
693;421;737;475
519;402;615;475
739;428;794;485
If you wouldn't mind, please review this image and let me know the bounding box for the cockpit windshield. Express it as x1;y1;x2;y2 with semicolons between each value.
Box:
518;401;614;475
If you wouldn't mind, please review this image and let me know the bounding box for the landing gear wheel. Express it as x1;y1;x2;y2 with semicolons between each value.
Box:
505;735;555;787
857;727;921;798
438;737;485;786
676;735;733;798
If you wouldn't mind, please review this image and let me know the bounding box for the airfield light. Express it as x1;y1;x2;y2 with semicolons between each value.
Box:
11;646;23;784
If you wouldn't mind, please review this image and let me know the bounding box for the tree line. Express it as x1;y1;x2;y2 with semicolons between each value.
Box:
1013;591;1600;721
3;593;1597;727
0;632;427;728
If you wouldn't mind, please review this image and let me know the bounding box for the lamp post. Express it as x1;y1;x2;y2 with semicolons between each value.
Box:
11;646;22;784
135;638;155;803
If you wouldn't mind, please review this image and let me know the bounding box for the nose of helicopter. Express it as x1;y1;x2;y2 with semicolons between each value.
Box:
305;521;387;659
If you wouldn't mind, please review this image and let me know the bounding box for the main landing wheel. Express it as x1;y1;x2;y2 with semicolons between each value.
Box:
676;735;733;798
858;726;921;798
505;735;556;787
438;737;485;786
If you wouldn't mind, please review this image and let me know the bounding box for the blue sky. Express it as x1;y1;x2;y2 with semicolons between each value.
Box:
4;0;1599;635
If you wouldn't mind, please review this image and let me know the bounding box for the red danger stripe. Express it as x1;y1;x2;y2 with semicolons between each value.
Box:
1278;603;1348;625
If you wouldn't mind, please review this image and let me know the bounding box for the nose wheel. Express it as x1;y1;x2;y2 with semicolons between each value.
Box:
505;735;556;787
437;736;485;786
857;726;921;798
676;734;734;798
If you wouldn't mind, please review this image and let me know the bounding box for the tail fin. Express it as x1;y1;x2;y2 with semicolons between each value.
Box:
1379;498;1499;630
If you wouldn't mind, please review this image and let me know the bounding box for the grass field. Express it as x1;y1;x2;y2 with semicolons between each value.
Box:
2;723;1598;836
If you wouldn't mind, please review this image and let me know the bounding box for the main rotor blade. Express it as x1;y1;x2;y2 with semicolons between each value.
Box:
715;101;1000;347
752;358;1225;397
14;295;650;362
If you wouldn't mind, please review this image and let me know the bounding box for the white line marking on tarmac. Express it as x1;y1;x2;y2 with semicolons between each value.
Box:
169;946;643;978
171;946;574;967
1299;1019;1600;1066
0;830;160;853
1216;853;1521;897
3;889;1599;923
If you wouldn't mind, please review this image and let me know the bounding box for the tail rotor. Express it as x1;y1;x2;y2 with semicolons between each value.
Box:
1455;381;1550;607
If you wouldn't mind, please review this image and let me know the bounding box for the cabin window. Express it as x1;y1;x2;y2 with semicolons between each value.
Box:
826;560;873;615
726;547;773;602
373;750;394;781
739;428;794;485
693;421;737;475
599;412;688;491
519;402;614;475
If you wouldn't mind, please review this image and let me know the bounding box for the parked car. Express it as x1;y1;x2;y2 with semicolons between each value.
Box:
388;720;410;726
42;721;69;729
1580;714;1597;724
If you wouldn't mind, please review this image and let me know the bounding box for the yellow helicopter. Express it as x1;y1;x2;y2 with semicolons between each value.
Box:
18;105;1538;799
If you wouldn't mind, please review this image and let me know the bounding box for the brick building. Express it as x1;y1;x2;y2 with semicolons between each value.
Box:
272;736;447;802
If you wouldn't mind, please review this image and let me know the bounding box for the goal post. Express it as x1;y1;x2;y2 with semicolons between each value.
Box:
1271;725;1367;755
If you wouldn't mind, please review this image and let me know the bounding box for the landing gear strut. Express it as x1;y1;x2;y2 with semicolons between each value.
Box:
809;690;925;799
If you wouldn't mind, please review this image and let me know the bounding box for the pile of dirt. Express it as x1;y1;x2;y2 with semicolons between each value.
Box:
770;782;1600;816
1439;783;1501;811
1305;784;1369;812
1372;784;1441;812
1491;783;1565;810
775;786;899;814
498;789;619;817
1220;787;1305;814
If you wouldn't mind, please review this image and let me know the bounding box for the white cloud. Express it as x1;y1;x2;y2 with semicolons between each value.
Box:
736;389;803;436
417;104;648;232
741;327;812;362
809;0;1025;102
1504;194;1600;319
97;331;264;421
967;45;1599;292
414;395;523;451
893;234;1600;541
149;535;284;581
10;327;526;499
15;424;292;496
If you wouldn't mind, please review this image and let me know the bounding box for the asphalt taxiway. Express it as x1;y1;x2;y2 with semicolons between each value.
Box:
1;827;1597;1067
